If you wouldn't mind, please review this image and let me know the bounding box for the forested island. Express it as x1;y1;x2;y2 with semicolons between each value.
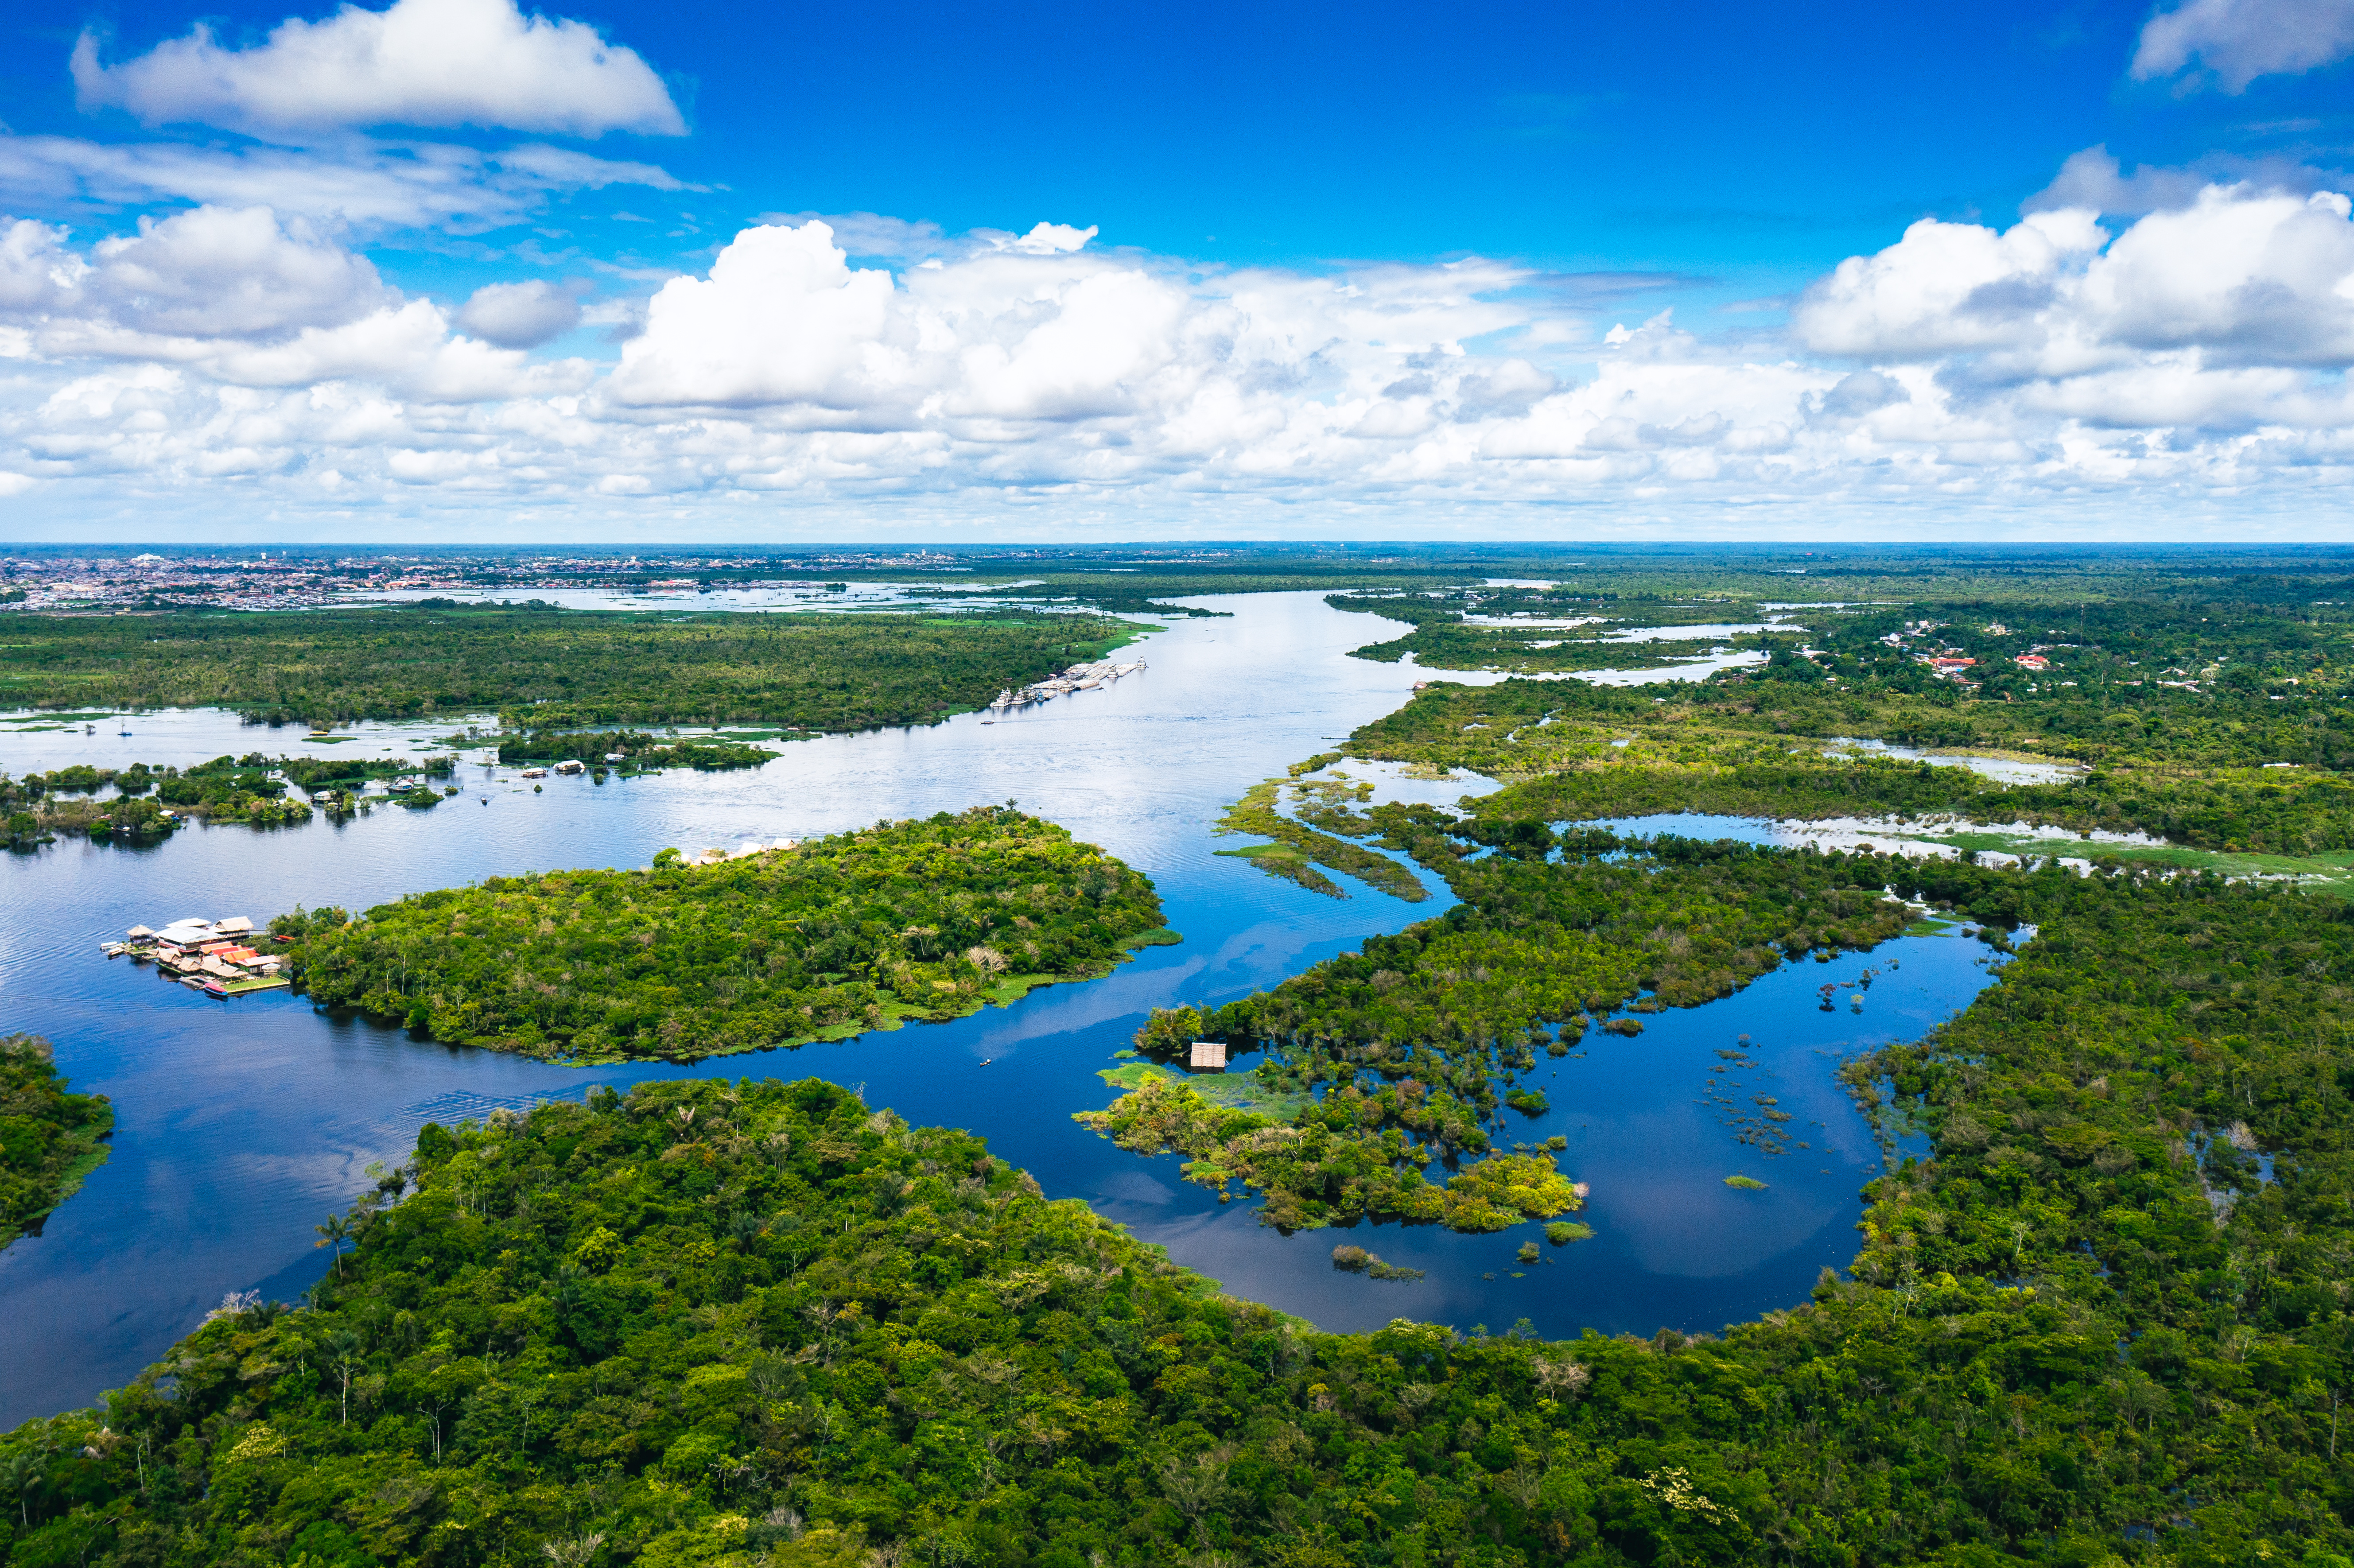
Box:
492;730;775;773
272;808;1175;1061
0;603;1140;732
0;1033;113;1252
2;753;464;846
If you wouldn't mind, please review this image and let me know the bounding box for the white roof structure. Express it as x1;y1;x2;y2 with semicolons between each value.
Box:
1189;1040;1227;1071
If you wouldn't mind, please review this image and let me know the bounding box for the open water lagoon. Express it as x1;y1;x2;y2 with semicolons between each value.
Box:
0;593;2002;1425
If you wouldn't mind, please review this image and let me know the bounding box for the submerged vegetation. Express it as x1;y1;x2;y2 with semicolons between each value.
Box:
273;808;1171;1062
0;1033;113;1252
1214;754;1427;902
1096;821;1913;1230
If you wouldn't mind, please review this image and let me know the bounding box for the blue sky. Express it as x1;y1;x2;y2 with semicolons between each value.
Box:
2;0;2352;540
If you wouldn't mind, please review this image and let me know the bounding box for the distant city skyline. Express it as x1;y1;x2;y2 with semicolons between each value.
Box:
3;0;2352;540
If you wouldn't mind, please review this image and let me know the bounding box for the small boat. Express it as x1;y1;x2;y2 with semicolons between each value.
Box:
84;724;96;734
202;980;227;997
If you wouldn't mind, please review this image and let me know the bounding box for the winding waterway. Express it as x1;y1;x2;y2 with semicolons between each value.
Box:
0;592;2001;1426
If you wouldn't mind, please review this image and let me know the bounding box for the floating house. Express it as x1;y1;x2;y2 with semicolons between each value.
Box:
553;759;585;774
1189;1040;1228;1071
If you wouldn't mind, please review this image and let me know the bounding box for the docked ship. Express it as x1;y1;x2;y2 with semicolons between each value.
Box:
987;657;1149;716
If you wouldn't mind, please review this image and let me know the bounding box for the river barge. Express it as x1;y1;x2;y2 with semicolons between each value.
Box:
987;657;1147;714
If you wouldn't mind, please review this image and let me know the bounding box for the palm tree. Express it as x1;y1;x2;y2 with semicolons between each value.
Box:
315;1212;353;1278
326;1329;364;1426
0;1448;44;1531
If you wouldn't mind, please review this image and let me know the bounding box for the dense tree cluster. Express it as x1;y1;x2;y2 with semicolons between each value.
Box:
273;808;1173;1062
0;606;1140;733
2;752;457;846
494;732;774;773
0;1033;113;1253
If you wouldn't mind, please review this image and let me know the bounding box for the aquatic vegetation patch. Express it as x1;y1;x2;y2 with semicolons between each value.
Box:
0;1033;113;1252
1105;809;1916;1230
274;806;1169;1062
1214;756;1428;902
1330;1242;1425;1280
1074;1074;1581;1232
1092;1061;1306;1118
1723;1173;1769;1190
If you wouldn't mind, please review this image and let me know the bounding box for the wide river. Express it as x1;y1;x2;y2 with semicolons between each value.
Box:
0;593;1997;1426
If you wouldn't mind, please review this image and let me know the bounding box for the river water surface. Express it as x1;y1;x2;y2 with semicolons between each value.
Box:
0;593;1999;1426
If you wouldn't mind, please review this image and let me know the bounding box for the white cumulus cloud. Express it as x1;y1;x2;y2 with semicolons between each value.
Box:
1004;222;1099;255
5;182;2354;528
2132;0;2354;91
1794;182;2354;409
606;223;900;409
72;0;684;137
0;205;390;349
0;205;587;403
457;278;580;347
